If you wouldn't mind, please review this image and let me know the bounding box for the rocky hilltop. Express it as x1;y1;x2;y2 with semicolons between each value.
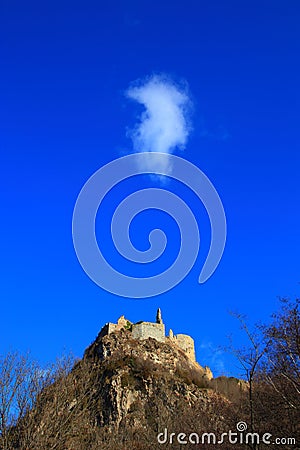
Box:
10;312;247;450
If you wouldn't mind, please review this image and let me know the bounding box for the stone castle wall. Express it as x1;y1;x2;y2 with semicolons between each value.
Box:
98;323;117;339
98;316;130;339
132;322;165;343
98;313;196;362
173;334;196;362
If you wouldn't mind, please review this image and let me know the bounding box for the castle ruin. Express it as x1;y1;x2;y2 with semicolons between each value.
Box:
99;309;196;362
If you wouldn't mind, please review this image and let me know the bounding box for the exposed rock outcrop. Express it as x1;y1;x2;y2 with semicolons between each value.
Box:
10;323;246;450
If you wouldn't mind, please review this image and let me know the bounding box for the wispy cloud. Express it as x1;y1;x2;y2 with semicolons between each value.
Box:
199;341;227;377
125;74;192;174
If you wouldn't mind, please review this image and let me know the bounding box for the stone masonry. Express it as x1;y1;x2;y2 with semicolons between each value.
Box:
132;322;165;343
171;333;195;361
99;309;196;362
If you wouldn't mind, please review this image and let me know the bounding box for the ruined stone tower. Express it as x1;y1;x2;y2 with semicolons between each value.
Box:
98;309;196;362
156;307;163;324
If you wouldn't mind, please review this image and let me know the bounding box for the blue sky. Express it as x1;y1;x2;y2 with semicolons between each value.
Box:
1;0;300;377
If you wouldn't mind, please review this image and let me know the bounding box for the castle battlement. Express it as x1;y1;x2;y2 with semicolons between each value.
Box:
99;309;196;362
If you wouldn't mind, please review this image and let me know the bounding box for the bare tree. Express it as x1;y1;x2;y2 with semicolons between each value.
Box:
229;299;300;449
257;298;300;443
0;351;36;449
263;298;300;408
228;312;266;444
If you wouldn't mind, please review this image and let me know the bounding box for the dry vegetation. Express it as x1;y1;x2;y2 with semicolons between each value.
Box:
0;298;299;450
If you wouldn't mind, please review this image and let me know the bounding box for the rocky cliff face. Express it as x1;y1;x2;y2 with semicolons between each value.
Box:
11;328;246;450
83;329;214;429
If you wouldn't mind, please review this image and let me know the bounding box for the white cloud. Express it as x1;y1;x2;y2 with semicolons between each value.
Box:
199;341;227;377
126;74;192;174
